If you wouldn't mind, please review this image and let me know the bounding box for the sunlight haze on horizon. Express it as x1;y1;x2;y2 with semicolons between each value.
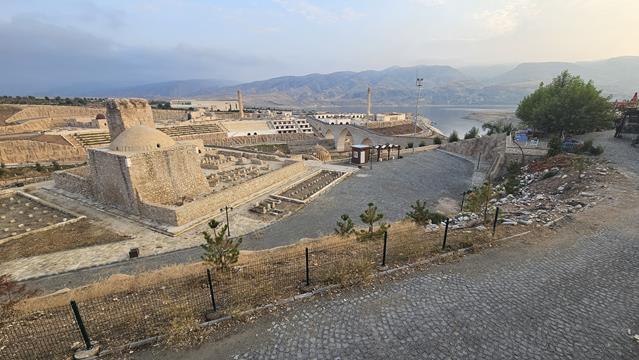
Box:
1;0;638;93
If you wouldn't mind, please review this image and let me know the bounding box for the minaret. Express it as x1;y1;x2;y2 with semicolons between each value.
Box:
367;87;372;116
237;90;244;119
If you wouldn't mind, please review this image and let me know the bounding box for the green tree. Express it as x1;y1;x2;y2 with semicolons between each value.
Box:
34;163;43;172
406;200;446;226
335;214;355;236
433;136;442;145
360;203;384;233
547;136;562;157
482;121;514;135
516;71;614;135
449;131;459;142
52;161;61;171
201;219;242;271
464;126;479;139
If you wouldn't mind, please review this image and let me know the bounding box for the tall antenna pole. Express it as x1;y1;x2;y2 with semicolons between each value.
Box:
413;76;424;153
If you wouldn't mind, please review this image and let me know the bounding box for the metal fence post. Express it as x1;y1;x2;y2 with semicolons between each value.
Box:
381;231;388;267
442;218;450;250
492;207;500;237
70;300;92;350
206;268;217;312
305;247;310;286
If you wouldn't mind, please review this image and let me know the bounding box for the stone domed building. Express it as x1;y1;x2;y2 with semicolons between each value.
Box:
55;98;210;225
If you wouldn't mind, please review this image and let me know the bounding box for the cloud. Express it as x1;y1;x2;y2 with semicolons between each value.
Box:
473;0;538;36
273;0;364;22
0;18;283;95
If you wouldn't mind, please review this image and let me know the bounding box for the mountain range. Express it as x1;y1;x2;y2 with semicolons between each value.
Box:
80;56;639;107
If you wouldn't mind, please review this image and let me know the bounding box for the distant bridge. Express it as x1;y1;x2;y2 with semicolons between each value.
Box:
307;117;435;151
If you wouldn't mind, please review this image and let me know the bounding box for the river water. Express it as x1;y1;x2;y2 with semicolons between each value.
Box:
322;105;516;137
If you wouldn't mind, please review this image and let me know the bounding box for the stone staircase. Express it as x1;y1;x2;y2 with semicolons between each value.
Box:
73;132;111;148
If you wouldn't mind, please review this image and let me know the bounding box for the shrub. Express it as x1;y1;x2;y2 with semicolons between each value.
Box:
406;200;446;226
464;126;479;139
433;136;442;145
52;161;61;171
464;183;494;213
201;219;242;272
34;162;44;172
419;141;426;147
449;131;459;142
503;162;522;195
335;214;355;236
406;142;413;148
547;136;562;157
590;145;604;155
360;203;384;233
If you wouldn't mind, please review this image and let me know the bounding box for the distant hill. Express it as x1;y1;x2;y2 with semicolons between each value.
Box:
203;65;481;107
54;56;638;106
93;79;239;99
484;57;639;101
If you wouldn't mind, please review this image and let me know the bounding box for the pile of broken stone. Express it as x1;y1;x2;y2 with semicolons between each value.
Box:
425;159;612;231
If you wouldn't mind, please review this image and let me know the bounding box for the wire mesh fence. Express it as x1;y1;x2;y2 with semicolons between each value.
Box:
0;224;496;360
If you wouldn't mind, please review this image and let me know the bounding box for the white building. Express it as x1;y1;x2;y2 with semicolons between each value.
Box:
170;100;239;111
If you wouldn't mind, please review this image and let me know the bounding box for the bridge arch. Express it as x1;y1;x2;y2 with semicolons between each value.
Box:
336;128;353;151
325;129;334;140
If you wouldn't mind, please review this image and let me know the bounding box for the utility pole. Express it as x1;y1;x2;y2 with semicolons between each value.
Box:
220;205;233;236
413;76;424;153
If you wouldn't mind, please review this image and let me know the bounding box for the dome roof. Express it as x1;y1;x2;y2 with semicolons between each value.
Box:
109;125;176;152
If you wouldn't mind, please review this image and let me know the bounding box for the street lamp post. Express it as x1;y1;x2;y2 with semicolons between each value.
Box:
413;77;424;153
220;205;233;236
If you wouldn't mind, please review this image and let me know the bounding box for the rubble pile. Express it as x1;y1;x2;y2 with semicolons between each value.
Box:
423;155;613;231
493;156;612;227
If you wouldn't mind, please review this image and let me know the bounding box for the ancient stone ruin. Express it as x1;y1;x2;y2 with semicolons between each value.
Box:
53;98;305;229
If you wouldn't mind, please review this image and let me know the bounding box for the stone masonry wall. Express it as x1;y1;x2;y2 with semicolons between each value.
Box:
140;160;305;226
0;140;86;164
52;167;92;198
128;144;210;206
152;109;189;123
3;105;103;124
106;99;154;140
88;149;138;213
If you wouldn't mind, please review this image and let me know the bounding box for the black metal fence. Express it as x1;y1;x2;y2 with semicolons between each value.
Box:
0;222;499;360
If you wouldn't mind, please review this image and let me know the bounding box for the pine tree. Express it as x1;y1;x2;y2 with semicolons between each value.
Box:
201;219;242;271
335;214;355;236
360;203;384;233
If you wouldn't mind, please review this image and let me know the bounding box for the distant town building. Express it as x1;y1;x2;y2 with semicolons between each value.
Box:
170;99;239;111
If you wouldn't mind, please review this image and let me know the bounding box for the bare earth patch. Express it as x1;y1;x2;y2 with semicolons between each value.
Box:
0;219;130;263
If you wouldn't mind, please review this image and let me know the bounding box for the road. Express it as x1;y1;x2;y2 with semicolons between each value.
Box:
136;131;639;359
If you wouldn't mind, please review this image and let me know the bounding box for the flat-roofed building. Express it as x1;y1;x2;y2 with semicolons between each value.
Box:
170;99;239;111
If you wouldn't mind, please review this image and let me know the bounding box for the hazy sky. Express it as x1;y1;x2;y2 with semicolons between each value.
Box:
1;0;638;93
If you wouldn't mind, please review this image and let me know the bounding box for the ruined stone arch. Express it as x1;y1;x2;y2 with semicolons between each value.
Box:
336;128;353;151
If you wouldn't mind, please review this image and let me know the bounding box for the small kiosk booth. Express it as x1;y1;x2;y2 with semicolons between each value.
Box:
351;144;371;165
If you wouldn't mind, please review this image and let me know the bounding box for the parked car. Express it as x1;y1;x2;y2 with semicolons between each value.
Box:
561;138;583;152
